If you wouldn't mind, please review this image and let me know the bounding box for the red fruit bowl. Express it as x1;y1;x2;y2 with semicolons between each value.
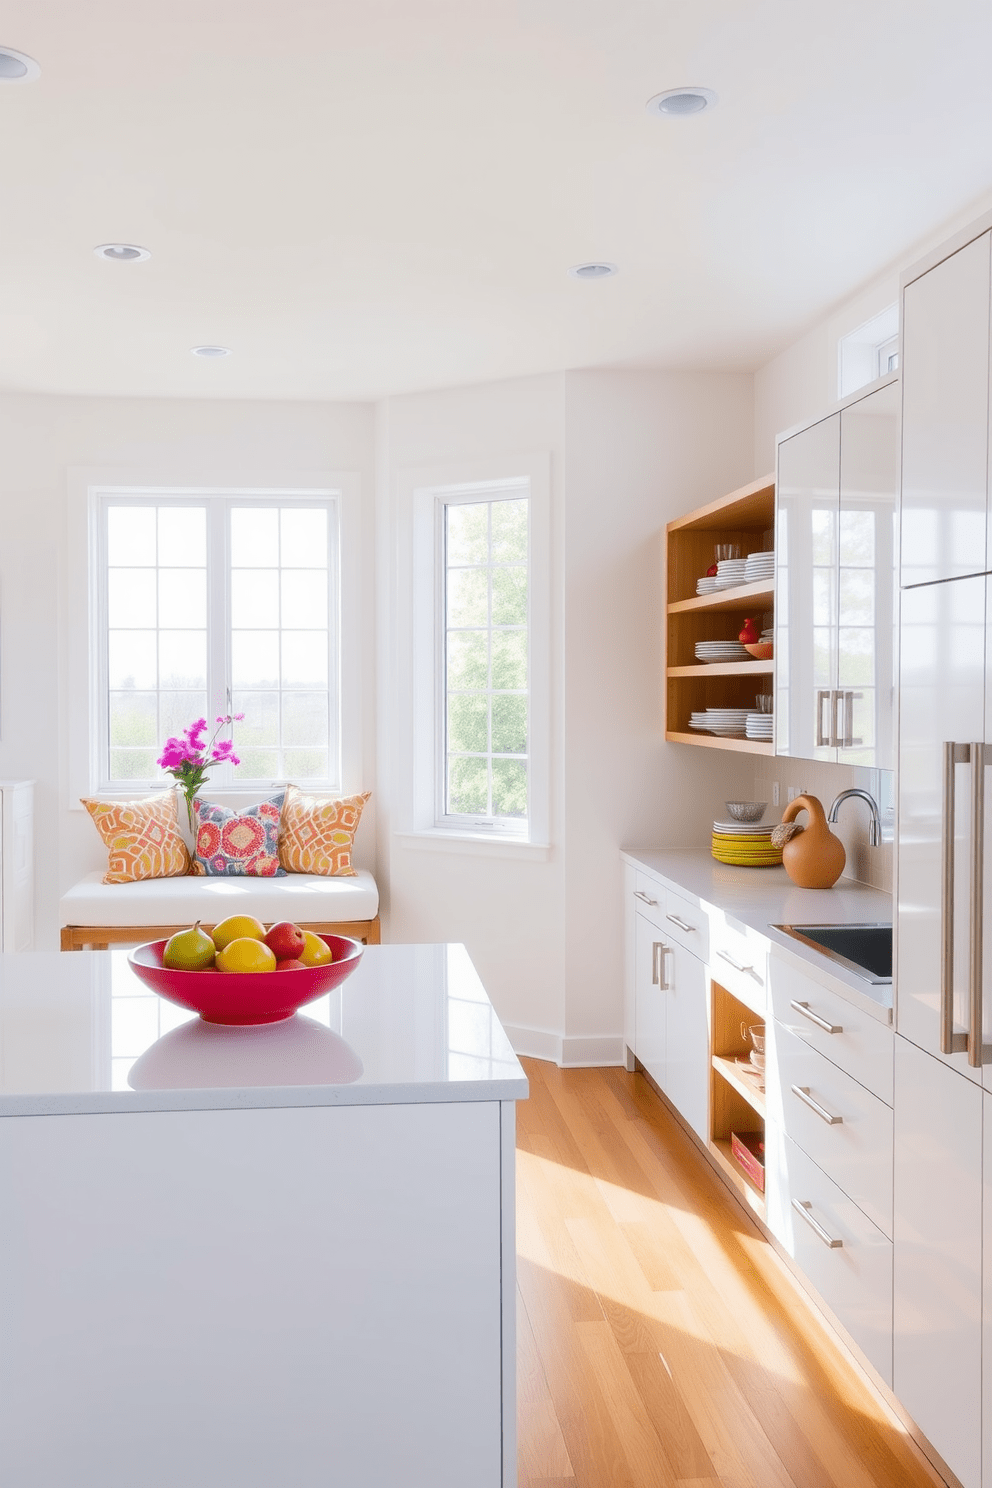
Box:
127;935;364;1026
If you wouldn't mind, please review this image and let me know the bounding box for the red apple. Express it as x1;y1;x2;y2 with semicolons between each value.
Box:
264;921;306;961
277;958;307;971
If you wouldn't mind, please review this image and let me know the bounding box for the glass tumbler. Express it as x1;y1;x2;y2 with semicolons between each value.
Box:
714;544;741;562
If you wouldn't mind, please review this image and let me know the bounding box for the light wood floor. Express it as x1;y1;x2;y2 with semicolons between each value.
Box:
515;1058;945;1488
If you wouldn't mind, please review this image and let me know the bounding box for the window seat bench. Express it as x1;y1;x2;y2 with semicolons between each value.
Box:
59;870;381;951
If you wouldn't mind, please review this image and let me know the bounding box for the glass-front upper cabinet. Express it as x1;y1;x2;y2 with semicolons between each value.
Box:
776;377;898;768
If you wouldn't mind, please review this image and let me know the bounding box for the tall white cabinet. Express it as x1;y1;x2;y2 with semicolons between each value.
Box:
895;217;992;1488
0;782;33;953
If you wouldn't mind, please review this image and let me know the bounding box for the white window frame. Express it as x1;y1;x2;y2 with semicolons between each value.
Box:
67;470;364;807
400;452;551;853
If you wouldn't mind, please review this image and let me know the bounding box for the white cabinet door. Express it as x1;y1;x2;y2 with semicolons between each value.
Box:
776;412;840;760
893;1036;983;1488
664;941;708;1143
634;911;666;1089
836;381;899;770
901;230;991;588
896;574;985;1081
984;1093;992;1488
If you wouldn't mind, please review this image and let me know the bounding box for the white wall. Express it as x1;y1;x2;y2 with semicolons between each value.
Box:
0;393;376;949
378;368;755;1062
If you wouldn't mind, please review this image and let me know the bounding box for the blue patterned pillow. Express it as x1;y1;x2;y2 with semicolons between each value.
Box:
193;793;286;876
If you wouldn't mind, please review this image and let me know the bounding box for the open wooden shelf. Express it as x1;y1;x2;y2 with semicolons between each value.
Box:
668;660;774;679
668;581;774;616
664;473;775;752
710;1137;766;1217
664;732;774;755
712;1054;766;1118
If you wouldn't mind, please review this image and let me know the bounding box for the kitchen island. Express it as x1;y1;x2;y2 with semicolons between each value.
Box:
0;944;527;1488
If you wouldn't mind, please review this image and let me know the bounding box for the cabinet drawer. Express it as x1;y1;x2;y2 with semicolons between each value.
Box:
631;872;667;931
659;886;709;961
770;955;893;1105
767;1022;893;1238
766;1128;893;1386
710;921;767;1017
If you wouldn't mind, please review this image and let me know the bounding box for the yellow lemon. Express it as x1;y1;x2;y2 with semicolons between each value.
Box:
216;937;278;974
211;914;267;952
299;930;334;967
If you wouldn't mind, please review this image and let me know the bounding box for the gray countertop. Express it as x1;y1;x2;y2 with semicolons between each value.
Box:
0;943;528;1116
622;848;893;1021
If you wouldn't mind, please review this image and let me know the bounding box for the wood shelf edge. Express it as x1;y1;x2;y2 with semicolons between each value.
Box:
667;473;776;534
664;732;775;755
667;660;774;677
668;581;774;615
712;1054;766;1118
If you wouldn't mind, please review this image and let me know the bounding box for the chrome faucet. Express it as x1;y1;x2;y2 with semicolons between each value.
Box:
827;788;882;847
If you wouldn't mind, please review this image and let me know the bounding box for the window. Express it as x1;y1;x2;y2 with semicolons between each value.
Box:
838;304;899;398
95;492;340;791
441;493;529;829
403;455;549;851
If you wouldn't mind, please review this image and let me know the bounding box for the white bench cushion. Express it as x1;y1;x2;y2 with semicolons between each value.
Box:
60;869;379;927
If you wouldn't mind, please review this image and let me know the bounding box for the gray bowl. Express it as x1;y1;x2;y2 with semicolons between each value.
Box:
725;801;767;823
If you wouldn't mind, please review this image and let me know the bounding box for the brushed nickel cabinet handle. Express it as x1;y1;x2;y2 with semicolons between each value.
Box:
969;741;985;1068
816;690;832;748
941;741;970;1057
789;999;842;1035
791;1084;843;1125
666;913;695;933
791;1199;843;1248
634;889;658;907
717;947;761;982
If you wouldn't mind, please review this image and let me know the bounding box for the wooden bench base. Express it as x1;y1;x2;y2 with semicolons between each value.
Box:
60;917;381;952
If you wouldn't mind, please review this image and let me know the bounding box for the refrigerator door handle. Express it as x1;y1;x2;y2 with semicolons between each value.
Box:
941;740;970;1056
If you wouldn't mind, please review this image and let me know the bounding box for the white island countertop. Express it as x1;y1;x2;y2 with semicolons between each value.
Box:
622;848;893;1019
0;943;528;1117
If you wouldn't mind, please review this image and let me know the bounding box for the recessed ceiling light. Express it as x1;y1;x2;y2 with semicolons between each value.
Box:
94;243;151;263
0;47;40;83
568;262;618;280
646;87;717;118
191;345;231;358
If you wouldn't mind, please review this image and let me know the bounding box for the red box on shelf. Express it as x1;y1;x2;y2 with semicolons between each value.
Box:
731;1129;765;1192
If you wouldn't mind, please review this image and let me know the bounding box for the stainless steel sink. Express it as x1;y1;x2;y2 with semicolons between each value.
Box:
771;923;892;984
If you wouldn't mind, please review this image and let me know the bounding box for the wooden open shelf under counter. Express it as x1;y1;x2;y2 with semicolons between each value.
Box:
709;979;766;1219
665;472;775;754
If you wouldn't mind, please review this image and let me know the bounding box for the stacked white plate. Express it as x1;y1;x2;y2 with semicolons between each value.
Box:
745;712;774;740
695;574;719;595
715;558;748;589
695;640;749;663
689;708;749;736
712;818;772;834
760;627;773;641
744;550;775;583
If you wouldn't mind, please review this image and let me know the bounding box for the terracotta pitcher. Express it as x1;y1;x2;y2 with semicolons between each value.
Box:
779;793;846;889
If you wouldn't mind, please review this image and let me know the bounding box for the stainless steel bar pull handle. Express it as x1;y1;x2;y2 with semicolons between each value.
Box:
651;942;671;991
633;890;657;907
831;689;843;749
791;1084;843;1125
941;741;971;1056
666;913;695;933
791;1199;843;1249
816;690;831;748
969;741;986;1068
789;1000;842;1035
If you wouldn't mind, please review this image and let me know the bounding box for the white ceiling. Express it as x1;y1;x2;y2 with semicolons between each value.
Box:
2;0;992;402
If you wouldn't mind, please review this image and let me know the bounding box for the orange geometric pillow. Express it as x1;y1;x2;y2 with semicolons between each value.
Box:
81;789;194;884
278;785;370;876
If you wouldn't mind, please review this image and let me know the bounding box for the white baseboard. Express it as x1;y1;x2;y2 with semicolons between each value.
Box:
503;1025;625;1068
